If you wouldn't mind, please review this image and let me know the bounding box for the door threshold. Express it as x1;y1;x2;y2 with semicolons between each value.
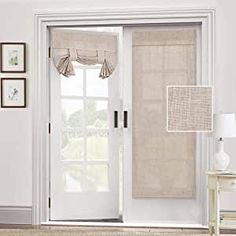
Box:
54;219;122;223
42;221;208;229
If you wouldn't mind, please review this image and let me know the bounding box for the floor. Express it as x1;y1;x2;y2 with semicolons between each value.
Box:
0;225;235;235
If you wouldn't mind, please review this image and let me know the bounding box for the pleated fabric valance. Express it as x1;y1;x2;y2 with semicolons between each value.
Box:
51;30;118;79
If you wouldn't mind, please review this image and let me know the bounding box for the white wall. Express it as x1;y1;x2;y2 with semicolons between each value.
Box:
0;0;236;216
0;3;32;206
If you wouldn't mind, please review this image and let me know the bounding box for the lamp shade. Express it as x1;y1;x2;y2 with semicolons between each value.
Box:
214;113;236;138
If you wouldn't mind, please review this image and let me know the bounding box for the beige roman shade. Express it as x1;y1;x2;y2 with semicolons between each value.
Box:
51;30;117;79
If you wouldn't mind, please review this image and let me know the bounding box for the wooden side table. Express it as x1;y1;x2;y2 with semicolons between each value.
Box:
207;171;236;236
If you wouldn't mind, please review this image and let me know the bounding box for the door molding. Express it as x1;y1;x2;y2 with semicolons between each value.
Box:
33;7;215;225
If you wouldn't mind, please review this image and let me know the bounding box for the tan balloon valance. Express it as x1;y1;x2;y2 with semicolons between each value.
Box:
51;30;118;79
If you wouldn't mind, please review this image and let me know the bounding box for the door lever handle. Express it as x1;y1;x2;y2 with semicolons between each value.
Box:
114;111;118;128
124;111;128;128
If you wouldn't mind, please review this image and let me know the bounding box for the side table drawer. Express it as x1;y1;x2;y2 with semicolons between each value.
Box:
219;178;236;190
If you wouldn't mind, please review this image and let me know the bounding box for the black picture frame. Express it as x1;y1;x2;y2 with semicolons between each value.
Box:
1;78;26;108
0;42;26;73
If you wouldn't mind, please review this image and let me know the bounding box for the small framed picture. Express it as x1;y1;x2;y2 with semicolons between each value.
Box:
1;78;26;108
0;42;26;73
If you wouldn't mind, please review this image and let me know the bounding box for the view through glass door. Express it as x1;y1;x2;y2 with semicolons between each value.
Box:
50;27;121;220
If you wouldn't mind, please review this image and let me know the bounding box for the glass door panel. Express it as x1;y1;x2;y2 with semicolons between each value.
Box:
61;132;84;160
86;99;108;129
50;46;120;220
86;69;108;97
87;131;109;161
61;68;83;96
63;164;109;193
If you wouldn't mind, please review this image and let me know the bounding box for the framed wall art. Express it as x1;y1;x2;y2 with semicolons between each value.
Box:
0;42;26;73
1;78;26;108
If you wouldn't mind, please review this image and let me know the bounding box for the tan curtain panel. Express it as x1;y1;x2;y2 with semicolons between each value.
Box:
52;30;117;79
132;29;197;198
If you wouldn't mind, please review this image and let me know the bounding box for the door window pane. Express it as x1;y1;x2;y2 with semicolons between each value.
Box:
86;100;108;128
61;99;83;128
87;131;108;160
63;165;86;192
61;68;83;96
63;165;109;192
61;132;84;160
86;68;108;97
87;165;109;192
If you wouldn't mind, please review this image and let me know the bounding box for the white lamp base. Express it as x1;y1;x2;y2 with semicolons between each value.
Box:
213;138;230;171
214;151;230;171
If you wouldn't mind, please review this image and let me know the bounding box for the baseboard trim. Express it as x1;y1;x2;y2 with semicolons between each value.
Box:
42;221;208;228
0;206;32;224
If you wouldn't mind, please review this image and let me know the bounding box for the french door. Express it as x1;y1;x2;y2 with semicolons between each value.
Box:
49;24;208;224
122;25;207;225
50;59;120;220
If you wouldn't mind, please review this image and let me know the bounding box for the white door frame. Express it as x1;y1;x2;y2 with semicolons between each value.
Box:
33;8;215;225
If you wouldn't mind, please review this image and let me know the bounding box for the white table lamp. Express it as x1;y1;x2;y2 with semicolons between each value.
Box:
214;113;236;171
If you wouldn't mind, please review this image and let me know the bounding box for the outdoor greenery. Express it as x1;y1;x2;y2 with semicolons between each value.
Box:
63;165;109;192
61;99;109;192
63;99;107;129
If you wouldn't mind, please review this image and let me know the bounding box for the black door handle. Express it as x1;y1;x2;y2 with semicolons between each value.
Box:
114;111;118;128
124;111;128;128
